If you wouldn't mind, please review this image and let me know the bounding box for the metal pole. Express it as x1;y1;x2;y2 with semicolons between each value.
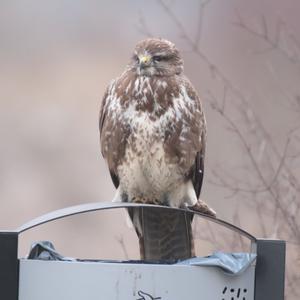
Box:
0;231;19;300
254;239;286;300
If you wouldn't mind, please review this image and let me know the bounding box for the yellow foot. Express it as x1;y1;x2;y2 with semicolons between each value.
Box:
189;200;217;218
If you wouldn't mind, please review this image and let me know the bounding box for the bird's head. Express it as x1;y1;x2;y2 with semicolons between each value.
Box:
129;38;183;77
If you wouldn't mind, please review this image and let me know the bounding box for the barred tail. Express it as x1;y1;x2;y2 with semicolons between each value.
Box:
129;207;194;261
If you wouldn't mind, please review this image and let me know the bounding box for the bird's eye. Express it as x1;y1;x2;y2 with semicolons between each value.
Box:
153;56;163;62
133;55;139;63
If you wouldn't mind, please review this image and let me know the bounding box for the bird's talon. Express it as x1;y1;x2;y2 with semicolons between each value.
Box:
189;200;217;218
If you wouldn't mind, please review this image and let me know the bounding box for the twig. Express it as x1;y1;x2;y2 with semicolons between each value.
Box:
115;235;129;260
233;13;300;68
194;0;212;50
136;11;153;37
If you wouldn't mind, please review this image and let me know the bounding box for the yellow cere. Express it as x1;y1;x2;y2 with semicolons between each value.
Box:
140;55;151;64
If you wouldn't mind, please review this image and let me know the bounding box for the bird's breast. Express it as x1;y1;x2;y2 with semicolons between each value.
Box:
117;109;182;196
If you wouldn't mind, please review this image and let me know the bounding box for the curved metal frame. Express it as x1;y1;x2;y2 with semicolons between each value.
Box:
16;201;256;241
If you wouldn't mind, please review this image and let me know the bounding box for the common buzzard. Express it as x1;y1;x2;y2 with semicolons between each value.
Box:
99;38;215;257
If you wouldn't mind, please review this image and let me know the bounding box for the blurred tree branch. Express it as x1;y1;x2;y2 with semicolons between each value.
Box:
233;12;300;68
137;1;300;298
115;235;129;260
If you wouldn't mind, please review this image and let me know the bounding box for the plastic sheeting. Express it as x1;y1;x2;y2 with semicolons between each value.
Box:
177;252;256;276
27;241;256;276
28;241;75;262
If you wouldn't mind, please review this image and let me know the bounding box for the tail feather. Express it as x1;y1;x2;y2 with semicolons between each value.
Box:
130;207;194;261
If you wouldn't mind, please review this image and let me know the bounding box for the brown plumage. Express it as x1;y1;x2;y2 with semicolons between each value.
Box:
99;38;215;260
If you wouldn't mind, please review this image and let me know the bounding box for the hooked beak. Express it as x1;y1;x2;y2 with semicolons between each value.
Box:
139;55;151;68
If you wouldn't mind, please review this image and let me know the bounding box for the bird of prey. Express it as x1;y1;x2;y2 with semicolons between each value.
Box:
99;38;215;259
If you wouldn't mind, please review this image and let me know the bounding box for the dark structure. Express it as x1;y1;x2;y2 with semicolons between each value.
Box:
0;202;285;300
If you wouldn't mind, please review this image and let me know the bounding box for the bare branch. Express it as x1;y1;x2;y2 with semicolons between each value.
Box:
115;235;129;260
206;89;300;238
135;11;153;37
139;3;300;296
194;0;212;50
233;13;300;68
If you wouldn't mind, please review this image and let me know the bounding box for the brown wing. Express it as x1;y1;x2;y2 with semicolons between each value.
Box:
191;132;206;199
183;78;206;200
99;81;130;188
99;84;119;188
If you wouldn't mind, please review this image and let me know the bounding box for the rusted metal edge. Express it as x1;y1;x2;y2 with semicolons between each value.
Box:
15;202;256;241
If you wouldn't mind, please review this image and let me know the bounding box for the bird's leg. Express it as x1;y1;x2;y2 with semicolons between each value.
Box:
112;187;122;202
168;180;198;208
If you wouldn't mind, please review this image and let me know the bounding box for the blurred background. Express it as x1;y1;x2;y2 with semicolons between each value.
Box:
0;0;299;298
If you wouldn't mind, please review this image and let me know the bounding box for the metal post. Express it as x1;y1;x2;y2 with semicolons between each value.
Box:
254;239;286;300
0;232;19;300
